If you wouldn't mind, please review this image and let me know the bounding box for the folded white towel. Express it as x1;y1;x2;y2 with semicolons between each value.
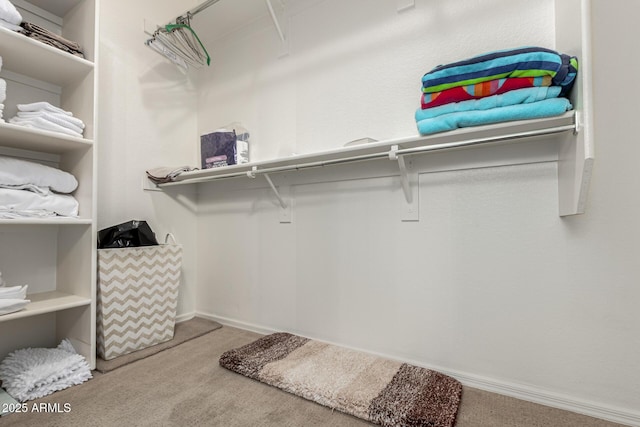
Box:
16;112;84;134
9;116;82;137
0;18;20;32
0;155;78;193
0;208;58;219
0;285;27;300
0;339;92;402
0;79;5;103
0;0;21;26
0;298;29;316
17;102;72;116
17;111;84;129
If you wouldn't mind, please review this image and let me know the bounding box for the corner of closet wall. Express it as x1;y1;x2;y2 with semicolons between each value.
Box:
96;0;201;319
0;0;98;368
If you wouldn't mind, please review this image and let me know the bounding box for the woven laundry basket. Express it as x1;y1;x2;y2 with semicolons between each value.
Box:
96;242;182;360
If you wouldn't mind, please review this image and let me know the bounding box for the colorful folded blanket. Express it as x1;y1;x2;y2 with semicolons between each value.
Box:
421;76;551;109
421;46;578;96
416;97;572;135
415;86;561;121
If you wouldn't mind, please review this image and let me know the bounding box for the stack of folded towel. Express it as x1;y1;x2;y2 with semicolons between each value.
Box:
9;102;85;138
0;270;30;316
0;0;84;57
0;339;92;402
0;0;21;32
20;22;85;58
415;46;578;135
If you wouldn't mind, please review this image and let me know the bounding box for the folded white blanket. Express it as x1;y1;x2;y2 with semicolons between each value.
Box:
0;156;78;193
0;285;27;300
0;339;92;402
0;299;30;316
0;187;79;217
16;112;84;134
0;183;51;196
17;111;85;130
9;116;82;137
0;0;21;26
17;102;72;116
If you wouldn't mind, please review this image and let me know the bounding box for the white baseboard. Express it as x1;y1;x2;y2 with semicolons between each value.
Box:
176;312;197;323
198;311;640;427
194;312;279;335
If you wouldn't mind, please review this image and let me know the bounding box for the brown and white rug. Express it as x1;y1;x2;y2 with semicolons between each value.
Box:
219;332;462;427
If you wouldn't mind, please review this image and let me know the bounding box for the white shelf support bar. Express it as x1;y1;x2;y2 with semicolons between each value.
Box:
265;0;289;57
263;171;292;223
266;0;285;43
263;173;287;209
397;0;416;13
389;145;419;221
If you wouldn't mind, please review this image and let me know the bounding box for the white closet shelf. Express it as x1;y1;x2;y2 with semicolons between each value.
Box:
155;111;592;217
0;218;91;226
0;291;92;323
0;26;93;87
162;112;577;187
0;121;93;154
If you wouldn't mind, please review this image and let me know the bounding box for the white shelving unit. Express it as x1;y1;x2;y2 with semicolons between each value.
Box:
0;0;98;368
148;0;593;219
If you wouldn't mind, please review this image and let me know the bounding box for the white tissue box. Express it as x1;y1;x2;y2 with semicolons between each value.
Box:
96;244;182;360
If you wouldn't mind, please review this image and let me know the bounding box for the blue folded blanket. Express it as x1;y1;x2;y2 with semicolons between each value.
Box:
422;46;578;97
416;97;572;135
415;86;562;121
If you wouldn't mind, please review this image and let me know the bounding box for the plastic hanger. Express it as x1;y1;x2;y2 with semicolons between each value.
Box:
144;13;211;71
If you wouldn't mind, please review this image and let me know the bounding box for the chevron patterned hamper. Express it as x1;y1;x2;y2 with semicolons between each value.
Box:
96;244;182;360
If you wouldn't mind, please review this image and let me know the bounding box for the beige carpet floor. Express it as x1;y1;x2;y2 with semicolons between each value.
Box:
0;326;626;427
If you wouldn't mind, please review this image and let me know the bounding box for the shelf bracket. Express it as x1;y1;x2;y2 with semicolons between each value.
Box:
265;0;289;57
397;0;416;13
263;173;287;210
251;168;292;223
389;145;419;221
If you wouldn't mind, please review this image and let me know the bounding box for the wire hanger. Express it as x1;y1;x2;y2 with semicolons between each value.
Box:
145;12;211;71
166;20;211;66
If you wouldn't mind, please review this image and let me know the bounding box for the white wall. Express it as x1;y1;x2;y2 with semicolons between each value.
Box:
190;0;640;423
97;0;201;317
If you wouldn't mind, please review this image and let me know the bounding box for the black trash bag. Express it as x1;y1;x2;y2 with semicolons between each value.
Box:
98;220;159;249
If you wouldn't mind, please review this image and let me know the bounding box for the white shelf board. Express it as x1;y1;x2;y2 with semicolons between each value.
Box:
0;291;91;323
163;112;576;187
0;26;93;87
0;218;91;226
0;121;93;154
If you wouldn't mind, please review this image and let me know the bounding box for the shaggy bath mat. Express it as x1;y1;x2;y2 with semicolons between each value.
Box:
219;333;462;427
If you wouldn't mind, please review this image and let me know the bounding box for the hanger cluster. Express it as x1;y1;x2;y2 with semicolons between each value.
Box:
145;13;211;73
